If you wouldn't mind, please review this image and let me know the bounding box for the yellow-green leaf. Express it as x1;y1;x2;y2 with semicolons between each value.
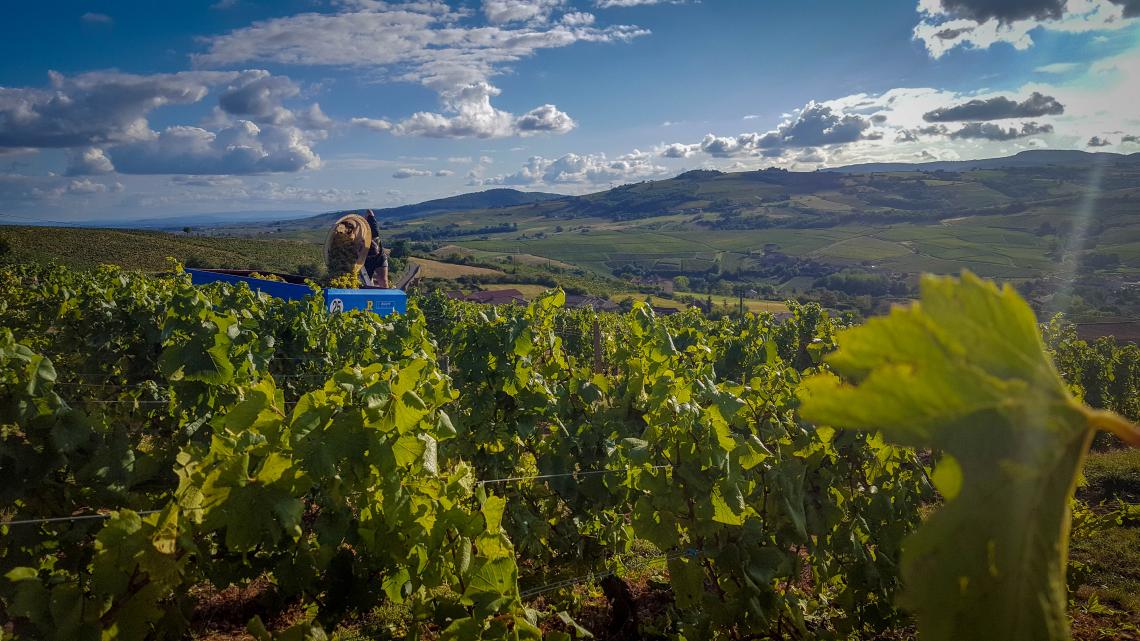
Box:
800;272;1140;641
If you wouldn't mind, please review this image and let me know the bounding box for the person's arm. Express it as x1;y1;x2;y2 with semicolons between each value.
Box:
364;209;381;240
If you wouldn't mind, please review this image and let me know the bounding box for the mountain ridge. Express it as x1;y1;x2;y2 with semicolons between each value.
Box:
826;149;1140;174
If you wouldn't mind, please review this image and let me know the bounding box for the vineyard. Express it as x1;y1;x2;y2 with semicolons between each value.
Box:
1;263;1138;641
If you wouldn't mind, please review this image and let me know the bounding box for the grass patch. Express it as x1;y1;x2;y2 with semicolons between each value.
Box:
1071;517;1140;613
408;257;505;279
1082;449;1140;503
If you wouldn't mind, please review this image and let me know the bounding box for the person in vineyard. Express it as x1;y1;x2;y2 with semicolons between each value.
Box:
363;209;389;288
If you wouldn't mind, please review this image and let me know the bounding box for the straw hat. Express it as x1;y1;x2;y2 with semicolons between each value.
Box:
324;213;373;277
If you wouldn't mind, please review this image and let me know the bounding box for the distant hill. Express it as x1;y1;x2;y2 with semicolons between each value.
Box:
0;210;317;230
226;149;1140;245
0;226;322;272
293;188;568;229
828;149;1140;174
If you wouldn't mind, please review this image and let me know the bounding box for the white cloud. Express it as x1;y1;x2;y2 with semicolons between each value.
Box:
479;148;665;186
393;167;434;178
196;2;646;139
561;11;596;25
216;70;300;125
391;81;515;138
515;103;576;134
350;117;393;132
435;169;455;176
0;69;328;177
0;70;235;149
913;0;1139;58
663;101;875;161
483;0;565;24
659;142;698;158
66;147;115;175
447;156;473;163
107;121;321;175
352;82;575;139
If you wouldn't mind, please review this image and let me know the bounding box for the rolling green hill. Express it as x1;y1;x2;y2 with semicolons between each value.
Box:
0;226;323;273
321;151;1140;285
6;150;1139;322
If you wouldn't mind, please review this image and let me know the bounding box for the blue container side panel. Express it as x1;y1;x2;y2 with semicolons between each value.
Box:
186;269;407;316
324;289;407;316
186;269;313;301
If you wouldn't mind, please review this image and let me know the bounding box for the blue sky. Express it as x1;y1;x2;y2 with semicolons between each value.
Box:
1;0;1139;220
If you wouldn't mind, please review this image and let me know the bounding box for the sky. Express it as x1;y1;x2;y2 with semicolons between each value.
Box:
1;0;1139;221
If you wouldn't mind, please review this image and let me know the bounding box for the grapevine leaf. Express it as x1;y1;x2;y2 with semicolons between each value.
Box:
481;495;507;532
667;556;704;610
800;272;1140;641
710;484;744;525
392;434;427;468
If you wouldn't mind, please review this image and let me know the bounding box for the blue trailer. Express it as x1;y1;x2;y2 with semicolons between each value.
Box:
187;268;407;316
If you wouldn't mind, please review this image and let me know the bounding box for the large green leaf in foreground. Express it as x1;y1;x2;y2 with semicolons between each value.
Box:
800;272;1140;641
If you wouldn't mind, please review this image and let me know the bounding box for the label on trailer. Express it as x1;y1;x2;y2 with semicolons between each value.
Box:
328;298;345;313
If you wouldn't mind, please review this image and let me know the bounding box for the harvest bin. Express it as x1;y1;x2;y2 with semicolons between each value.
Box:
186;268;407;316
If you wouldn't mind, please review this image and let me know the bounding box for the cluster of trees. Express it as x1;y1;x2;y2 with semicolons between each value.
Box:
813;271;913;297
396;222;517;242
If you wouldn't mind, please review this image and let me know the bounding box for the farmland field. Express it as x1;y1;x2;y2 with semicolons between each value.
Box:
0;225;323;273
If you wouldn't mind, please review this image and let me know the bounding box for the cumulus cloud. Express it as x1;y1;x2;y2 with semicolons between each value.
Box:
210;70;332;135
948;121;1054;140
216;70;301;125
922;91;1063;121
196;2;644;139
107;121;321;175
757;101;872;148
393;167;434;178
483;0;565;24
1087;135;1112;146
435;169;455;176
356;82;575;139
391;81;515;138
0;70;234;149
895;129;920;143
0;69;328;176
1123;134;1140;143
66;147;115;175
682;101;874;159
514;103;576;134
561;11;596;25
480;149;664;186
913;0;1139;58
659;142;698;158
935;0;1066;23
1116;0;1140;16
